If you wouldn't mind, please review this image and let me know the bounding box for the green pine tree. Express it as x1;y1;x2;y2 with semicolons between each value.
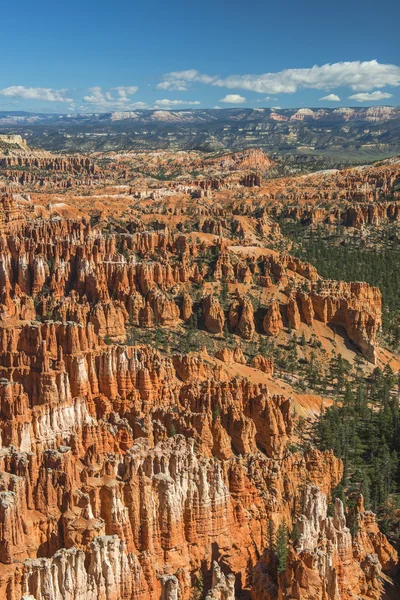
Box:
276;522;289;574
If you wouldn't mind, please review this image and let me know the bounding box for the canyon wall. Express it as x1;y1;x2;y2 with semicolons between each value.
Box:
0;146;397;599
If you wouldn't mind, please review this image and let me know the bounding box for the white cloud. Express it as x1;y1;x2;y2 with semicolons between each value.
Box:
156;80;188;91
157;69;216;91
114;86;138;98
154;99;201;107
320;93;341;101
129;102;148;109
83;86;140;110
0;86;73;103
220;94;246;104
348;91;393;102
160;60;400;95
83;86;107;104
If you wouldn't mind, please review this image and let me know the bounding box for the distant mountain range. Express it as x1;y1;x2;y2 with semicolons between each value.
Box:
1;106;399;166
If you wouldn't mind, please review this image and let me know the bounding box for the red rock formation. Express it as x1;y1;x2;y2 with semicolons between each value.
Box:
252;355;274;375
206;562;235;600
229;295;255;339
287;296;301;330
308;281;382;363
297;291;315;325
281;485;397;600
205;148;274;172
352;495;398;576
203;295;225;334
263;301;284;336
0;146;396;600
0;194;26;232
181;292;193;321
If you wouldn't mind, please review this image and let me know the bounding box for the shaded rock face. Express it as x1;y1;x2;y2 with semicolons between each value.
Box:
0;375;341;600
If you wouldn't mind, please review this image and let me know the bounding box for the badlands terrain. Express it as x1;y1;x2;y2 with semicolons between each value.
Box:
0;134;399;599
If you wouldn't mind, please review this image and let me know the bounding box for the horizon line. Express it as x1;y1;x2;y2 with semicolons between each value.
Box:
0;104;399;117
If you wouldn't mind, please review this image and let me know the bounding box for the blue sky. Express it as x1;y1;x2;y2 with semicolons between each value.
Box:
1;0;399;113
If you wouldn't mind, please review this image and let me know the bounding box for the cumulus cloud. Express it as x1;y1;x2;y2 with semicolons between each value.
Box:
83;86;140;110
154;99;201;107
0;86;73;103
215;61;400;93
159;61;400;95
320;93;341;101
220;94;246;104
348;91;393;102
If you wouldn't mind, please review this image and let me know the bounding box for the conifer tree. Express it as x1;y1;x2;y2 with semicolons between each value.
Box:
276;522;289;573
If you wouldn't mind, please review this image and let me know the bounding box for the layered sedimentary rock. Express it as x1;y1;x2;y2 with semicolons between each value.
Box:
0;203;383;360
0;332;345;600
0;145;396;600
0;318;392;599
